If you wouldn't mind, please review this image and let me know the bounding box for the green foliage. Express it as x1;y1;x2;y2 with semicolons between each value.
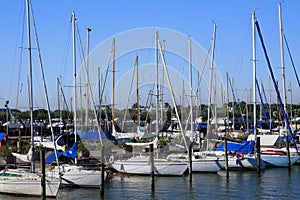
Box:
0;146;12;158
77;141;87;152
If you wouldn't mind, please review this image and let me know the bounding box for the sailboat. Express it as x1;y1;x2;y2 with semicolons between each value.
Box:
217;12;265;171
110;33;189;176
47;12;107;187
180;33;224;173
0;0;60;197
254;3;299;167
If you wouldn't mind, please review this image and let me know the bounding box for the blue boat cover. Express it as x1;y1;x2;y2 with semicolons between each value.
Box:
0;132;5;141
77;130;111;140
63;142;77;158
45;151;63;164
45;142;77;164
195;123;207;129
216;140;255;154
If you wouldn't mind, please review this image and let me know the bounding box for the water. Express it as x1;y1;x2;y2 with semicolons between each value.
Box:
1;165;300;199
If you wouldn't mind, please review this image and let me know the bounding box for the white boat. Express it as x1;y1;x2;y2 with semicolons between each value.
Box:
167;152;224;173
248;135;299;167
226;153;265;170
48;164;106;187
0;168;60;197
111;156;187;176
33;135;66;151
0;0;62;197
110;137;188;176
260;148;299;167
45;12;106;188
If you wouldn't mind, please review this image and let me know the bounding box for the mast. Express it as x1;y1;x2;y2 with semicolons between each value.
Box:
26;0;35;173
226;72;229;132
155;31;159;134
278;3;287;131
157;37;189;153
85;28;92;128
188;37;193;135
160;40;165;126
135;56;140;130
252;11;257;141
111;38;115;132
207;23;217;138
71;11;78;164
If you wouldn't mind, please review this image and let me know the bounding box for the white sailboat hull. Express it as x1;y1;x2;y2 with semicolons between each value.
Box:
0;170;60;197
261;155;299;167
227;156;265;170
48;164;106;187
112;160;187;176
192;159;224;173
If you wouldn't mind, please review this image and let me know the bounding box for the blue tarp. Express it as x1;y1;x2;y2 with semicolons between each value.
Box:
195;123;207;129
45;151;63;164
216;140;255;154
77;130;111;140
45;142;77;164
64;142;77;158
0;132;5;141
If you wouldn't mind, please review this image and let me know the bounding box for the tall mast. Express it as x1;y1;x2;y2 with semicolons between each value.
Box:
155;31;159;134
85;28;91;128
226;72;229;131
71;11;78;164
26;0;35;173
252;11;257;140
157;37;189;153
135;56;140;130
188;37;193;135
207;23;217;137
160;40;165;126
111;39;115;131
278;3;287;131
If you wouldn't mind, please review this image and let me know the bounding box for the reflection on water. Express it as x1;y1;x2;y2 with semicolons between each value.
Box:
1;165;300;199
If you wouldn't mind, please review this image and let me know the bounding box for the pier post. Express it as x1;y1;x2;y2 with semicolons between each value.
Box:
256;137;261;173
41;149;46;199
100;145;105;197
286;135;291;169
224;137;229;177
189;143;193;183
150;143;155;191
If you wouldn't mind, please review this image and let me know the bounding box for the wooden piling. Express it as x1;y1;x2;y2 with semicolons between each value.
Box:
41;149;46;200
189;143;193;183
224;137;229;178
256;137;261;173
100;146;105;197
286;135;291;169
150;143;155;191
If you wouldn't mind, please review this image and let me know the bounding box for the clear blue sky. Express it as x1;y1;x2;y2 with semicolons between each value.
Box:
1;0;299;111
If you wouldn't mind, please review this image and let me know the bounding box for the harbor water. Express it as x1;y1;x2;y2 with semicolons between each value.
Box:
1;165;300;199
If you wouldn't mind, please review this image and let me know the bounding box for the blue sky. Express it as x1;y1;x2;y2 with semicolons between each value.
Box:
1;0;299;111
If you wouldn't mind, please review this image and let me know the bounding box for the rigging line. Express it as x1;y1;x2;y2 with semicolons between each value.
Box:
195;41;212;93
121;58;137;131
29;0;60;168
16;5;26;109
76;23;86;73
59;25;72;80
255;20;297;151
58;78;70;112
236;19;251;85
255;79;270;130
283;34;300;88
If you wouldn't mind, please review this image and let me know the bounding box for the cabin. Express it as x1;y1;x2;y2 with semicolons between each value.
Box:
247;134;285;148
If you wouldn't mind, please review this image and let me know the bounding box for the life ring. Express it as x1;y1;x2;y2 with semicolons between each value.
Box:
109;155;114;163
50;165;55;171
237;153;244;160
